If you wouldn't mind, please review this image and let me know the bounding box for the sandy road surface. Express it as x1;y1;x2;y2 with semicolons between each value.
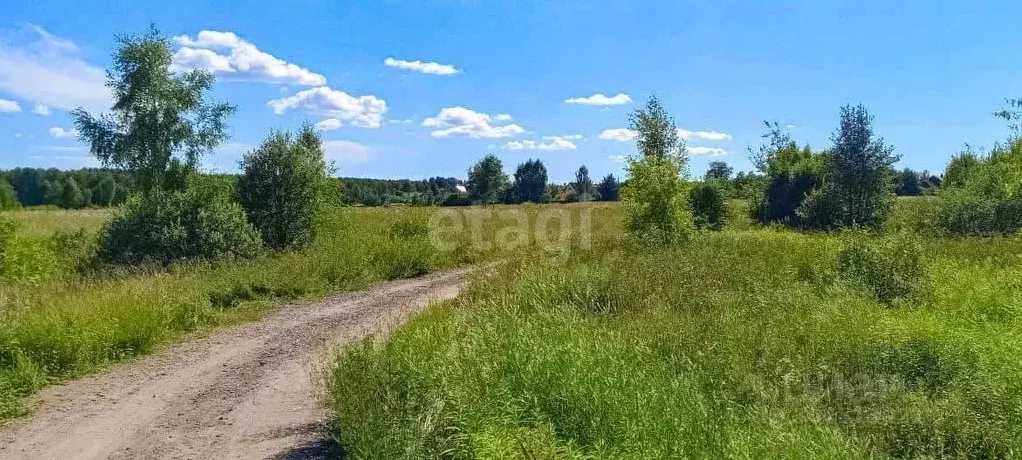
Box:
0;269;471;460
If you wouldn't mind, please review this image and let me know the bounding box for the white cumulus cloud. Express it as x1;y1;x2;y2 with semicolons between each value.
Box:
48;126;76;138
565;93;632;106
0;24;109;112
268;87;387;128
689;146;729;156
677;128;731;141
504;135;579;151
597;128;637;141
0;99;21;112
33;103;50;115
422;107;524;139
383;57;460;75
172;31;327;86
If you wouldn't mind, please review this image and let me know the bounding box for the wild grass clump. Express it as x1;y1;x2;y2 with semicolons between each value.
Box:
836;232;927;305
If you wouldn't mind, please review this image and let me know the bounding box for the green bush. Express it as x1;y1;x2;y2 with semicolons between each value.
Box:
97;185;263;265
622;156;692;246
796;183;844;230
689;181;728;230
836;233;926;305
0;180;19;209
48;228;98;273
933;139;1022;236
239;125;327;250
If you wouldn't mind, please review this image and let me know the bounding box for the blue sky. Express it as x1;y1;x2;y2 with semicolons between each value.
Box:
1;1;1021;182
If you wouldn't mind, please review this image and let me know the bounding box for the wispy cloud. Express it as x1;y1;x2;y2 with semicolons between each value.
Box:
689;146;729;156
383;57;460;75
566;93;632;106
678;128;731;141
597;128;637;141
323;140;370;165
0;24;109;112
504;135;579;151
0;99;21;113
48;126;76;138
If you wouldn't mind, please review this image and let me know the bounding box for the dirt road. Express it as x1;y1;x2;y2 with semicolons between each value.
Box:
0;269;471;460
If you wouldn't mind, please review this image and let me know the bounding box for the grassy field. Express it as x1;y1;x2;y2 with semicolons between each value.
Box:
326;203;1022;459
0;203;610;420
3;207;113;240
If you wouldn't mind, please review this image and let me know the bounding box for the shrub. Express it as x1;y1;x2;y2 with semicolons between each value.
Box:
933;139;1022;235
49;229;99;274
749;125;825;226
97;185;263;265
689;181;729;230
239;125;328;250
796;183;844;230
622;156;693;246
836;233;926;305
0;180;18;209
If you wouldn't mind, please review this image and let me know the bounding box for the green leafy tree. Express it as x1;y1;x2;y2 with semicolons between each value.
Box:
800;105;898;229
76;27;260;265
512;159;547;203
59;176;88;209
943;150;981;190
622;96;693;245
13;169;45;206
239;125;328;250
690;181;729;230
42;179;64;206
704;161;733;181
629;95;685;161
93;176;118;207
750;121;794;173
896;168;922;196
597;174;620;201
72;26;235;194
0;180;18;209
466;154;508;204
573;165;595;201
750;121;825;225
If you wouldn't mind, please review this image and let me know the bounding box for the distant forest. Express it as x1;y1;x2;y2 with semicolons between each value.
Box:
0;162;940;210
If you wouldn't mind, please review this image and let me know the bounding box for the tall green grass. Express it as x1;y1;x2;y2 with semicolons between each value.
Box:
327;221;1022;458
